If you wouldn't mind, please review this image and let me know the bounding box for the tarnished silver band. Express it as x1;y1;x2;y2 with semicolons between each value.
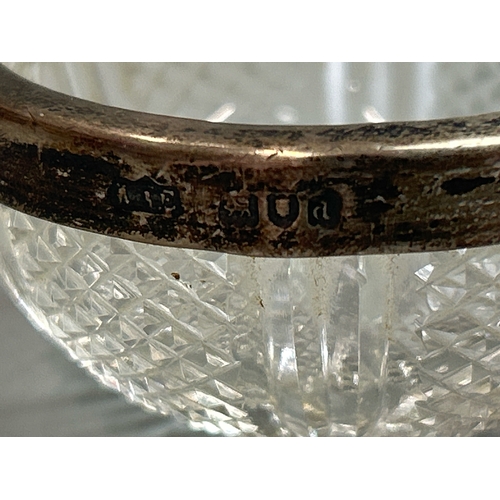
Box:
1;64;500;257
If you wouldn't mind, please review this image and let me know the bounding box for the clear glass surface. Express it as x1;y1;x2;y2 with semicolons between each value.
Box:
2;63;500;436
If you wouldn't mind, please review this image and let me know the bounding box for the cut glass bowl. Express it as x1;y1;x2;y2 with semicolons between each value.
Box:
2;63;500;436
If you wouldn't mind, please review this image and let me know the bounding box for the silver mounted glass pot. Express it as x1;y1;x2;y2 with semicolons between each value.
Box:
1;62;500;436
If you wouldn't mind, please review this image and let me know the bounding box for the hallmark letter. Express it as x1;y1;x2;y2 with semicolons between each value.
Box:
267;194;299;229
108;176;183;218
307;189;342;229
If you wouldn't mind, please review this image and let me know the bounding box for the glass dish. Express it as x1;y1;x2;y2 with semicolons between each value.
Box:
2;63;500;436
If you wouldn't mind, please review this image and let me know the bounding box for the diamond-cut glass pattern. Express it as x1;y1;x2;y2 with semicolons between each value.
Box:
4;62;500;435
3;205;500;436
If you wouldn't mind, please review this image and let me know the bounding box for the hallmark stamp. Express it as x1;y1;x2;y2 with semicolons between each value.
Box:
307;189;342;229
219;194;259;228
108;176;184;217
108;175;343;233
267;193;299;229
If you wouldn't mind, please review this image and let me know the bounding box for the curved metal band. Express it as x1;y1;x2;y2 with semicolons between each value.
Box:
1;64;500;257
